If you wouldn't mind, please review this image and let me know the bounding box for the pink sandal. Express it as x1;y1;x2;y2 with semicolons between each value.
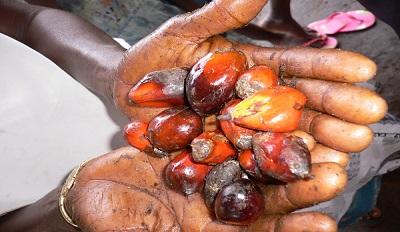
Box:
303;10;375;49
307;10;376;35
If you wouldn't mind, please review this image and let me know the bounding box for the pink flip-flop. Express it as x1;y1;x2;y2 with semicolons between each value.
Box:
307;10;376;35
340;10;376;32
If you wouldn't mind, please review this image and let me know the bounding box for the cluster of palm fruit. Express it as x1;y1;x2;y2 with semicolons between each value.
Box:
124;51;311;225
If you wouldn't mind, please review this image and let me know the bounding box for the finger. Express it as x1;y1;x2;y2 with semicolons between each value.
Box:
236;45;376;83
119;0;270;83
299;109;373;153
311;144;349;167
164;0;268;43
117;0;270;121
284;78;387;124
261;163;347;214
290;130;316;151
248;212;337;232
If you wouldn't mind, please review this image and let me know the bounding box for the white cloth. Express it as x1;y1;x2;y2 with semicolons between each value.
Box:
0;33;129;215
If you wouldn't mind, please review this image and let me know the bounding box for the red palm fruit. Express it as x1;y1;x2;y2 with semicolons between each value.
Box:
226;86;306;132
252;132;312;182
238;150;264;181
147;106;202;154
124;120;152;153
204;160;243;210
214;179;265;225
238;150;283;184
238;150;258;177
164;150;212;195
191;131;236;165
235;65;278;99
128;68;187;107
186;51;247;115
219;100;256;150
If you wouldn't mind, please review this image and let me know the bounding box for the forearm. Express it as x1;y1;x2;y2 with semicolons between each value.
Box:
0;0;125;101
0;187;78;232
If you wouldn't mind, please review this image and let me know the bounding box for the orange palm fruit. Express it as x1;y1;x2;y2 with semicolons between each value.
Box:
124;120;152;153
191;131;236;165
238;150;277;184
219;99;256;150
147;106;202;155
238;150;262;181
252;132;311;182
186;51;247;115
226;86;306;132
164;150;212;195
235;65;278;99
128;68;187;107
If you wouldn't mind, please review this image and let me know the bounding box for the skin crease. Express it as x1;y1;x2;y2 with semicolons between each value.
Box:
0;0;386;231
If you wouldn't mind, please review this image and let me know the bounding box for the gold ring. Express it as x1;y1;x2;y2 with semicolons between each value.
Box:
59;159;91;228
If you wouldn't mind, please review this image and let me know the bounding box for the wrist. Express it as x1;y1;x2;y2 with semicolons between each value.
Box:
0;187;78;232
93;57;119;104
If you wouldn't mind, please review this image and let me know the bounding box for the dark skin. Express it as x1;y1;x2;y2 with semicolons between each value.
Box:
171;0;314;46
0;0;382;231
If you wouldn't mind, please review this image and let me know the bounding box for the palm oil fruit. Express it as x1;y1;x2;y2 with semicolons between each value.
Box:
235;65;278;99
220;100;256;150
147;106;202;155
124;120;152;153
164;150;212;195
186;51;247;115
238;150;271;183
204;160;243;210
214;179;265;226
123;51;315;226
191;131;236;165
227;86;307;132
252;132;312;182
128;68;187;107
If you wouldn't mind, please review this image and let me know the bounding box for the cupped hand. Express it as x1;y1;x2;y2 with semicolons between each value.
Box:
66;0;387;231
66;147;340;232
114;0;385;153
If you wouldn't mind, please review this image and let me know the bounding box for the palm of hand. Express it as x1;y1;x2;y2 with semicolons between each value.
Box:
66;147;233;231
66;1;384;231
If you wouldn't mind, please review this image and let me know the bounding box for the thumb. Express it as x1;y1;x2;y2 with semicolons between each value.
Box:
115;1;269;122
163;0;268;42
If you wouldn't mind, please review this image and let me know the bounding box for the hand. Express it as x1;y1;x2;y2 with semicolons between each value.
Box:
65;0;386;231
66;147;341;232
114;0;386;152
